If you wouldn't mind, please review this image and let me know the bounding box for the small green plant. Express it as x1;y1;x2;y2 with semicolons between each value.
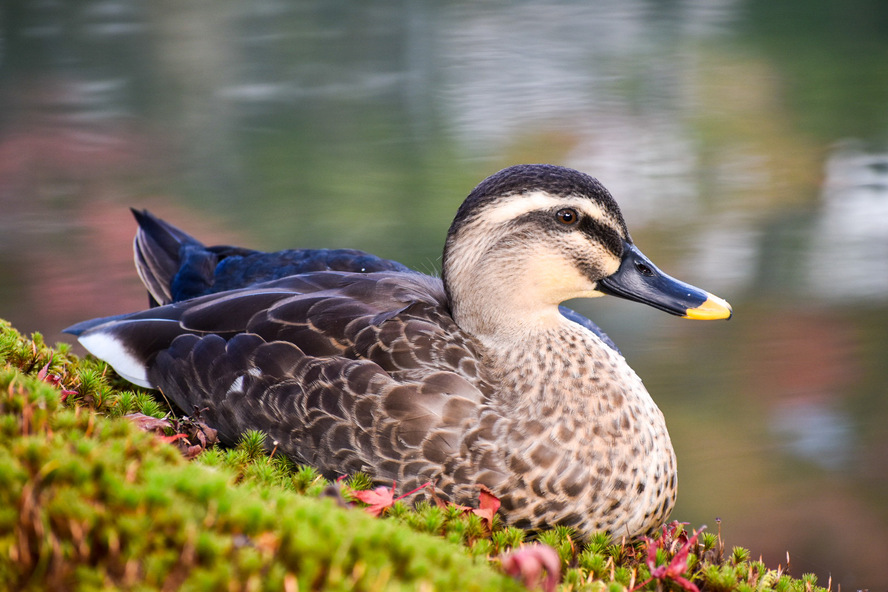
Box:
290;464;327;495
732;546;752;565
346;471;374;491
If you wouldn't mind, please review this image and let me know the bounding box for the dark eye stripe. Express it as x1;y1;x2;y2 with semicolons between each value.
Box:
578;216;624;258
506;209;625;258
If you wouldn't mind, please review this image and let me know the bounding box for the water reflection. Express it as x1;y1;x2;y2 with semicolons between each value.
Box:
2;0;888;588
440;1;738;149
771;399;853;471
808;143;888;301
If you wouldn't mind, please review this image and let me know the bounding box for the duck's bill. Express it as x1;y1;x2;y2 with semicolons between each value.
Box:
596;242;732;320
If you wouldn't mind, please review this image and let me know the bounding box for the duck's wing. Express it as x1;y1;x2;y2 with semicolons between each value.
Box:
132;209;411;306
131;209;214;306
67;271;495;483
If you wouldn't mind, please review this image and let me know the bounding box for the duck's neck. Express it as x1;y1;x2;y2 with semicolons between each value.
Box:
487;320;631;410
443;234;600;347
443;235;650;415
448;279;566;348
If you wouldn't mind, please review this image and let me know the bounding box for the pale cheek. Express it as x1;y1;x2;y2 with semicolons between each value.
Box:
524;253;598;302
600;251;621;277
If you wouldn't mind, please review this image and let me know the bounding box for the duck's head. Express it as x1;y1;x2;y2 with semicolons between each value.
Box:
442;164;731;340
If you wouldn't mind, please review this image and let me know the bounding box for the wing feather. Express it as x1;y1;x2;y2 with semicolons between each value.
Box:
75;269;497;490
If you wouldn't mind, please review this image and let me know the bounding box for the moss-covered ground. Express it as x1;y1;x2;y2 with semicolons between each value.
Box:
0;319;832;591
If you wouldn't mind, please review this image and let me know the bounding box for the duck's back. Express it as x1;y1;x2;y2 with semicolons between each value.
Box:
131;209;411;306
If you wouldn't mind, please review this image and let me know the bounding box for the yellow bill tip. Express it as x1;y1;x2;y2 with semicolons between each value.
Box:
683;293;733;320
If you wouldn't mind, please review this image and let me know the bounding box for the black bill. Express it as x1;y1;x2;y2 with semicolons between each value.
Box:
597;241;732;320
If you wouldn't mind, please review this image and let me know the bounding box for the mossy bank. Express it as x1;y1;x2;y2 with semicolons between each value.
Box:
0;319;832;592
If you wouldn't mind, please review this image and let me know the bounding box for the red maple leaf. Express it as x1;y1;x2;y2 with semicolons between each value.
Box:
352;481;433;517
352;484;396;517
472;486;501;526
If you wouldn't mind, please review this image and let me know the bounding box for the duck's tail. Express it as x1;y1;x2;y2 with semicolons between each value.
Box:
131;209;206;307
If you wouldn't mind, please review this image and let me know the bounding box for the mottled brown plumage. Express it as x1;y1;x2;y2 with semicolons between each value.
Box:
68;164;731;538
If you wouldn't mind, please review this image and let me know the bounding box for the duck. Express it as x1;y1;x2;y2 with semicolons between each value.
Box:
66;164;732;538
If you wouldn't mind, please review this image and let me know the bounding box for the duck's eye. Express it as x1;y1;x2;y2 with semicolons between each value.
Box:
555;208;579;226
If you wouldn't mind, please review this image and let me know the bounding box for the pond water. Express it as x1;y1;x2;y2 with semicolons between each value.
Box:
2;1;887;587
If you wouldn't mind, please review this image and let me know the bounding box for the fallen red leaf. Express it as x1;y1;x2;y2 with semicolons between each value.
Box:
181;444;204;459
500;544;561;592
352;483;397;517
159;433;188;444
37;356;54;383
472;486;501;526
352;481;433;517
37;354;78;400
125;413;172;433
124;412;218;458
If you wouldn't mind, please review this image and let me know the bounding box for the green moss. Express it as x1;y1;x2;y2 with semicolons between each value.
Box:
0;320;520;591
0;319;836;591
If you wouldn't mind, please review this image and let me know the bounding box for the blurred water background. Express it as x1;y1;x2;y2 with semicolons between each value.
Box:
2;1;887;587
